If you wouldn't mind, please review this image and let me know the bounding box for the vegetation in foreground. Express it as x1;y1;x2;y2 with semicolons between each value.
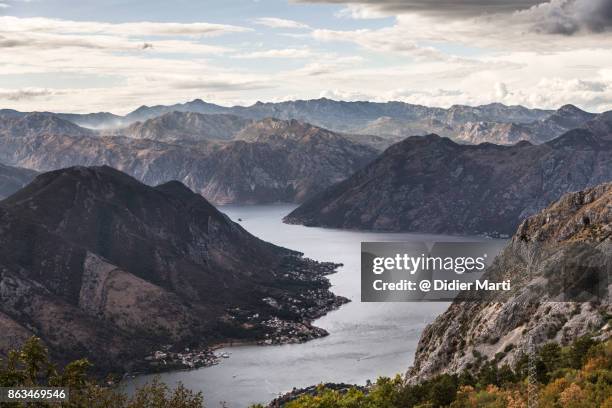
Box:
264;336;612;408
0;337;203;407
1;335;610;407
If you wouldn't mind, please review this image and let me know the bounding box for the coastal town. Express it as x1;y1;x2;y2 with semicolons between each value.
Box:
141;258;349;372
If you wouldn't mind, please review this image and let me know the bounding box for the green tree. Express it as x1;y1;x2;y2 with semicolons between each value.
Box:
0;337;204;408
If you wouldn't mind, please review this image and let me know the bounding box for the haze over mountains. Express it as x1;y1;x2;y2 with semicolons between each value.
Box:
0;166;344;372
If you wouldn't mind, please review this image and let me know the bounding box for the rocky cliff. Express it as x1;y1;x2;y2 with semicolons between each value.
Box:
0;166;346;373
285;128;612;235
408;182;611;381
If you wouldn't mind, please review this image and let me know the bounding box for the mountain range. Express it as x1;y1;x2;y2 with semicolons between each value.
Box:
0;113;377;204
89;98;550;132
0;166;345;372
62;98;558;143
285;119;612;236
7;98;600;148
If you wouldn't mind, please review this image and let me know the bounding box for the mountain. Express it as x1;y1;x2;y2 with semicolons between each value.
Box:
3;99;569;144
455;104;597;145
124;98;227;123
0;166;345;372
121;99;552;137
0;116;377;204
284;129;612;235
443;102;550;127
408;182;611;381
356;116;455;139
0;112;94;138
0;163;37;199
201;118;378;203
118;111;253;142
454;122;533;145
586;110;612;138
37;98;553;140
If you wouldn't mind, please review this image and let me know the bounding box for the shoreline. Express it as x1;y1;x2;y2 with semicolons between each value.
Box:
123;258;349;379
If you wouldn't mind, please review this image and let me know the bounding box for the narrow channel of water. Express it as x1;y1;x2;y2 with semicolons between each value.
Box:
123;204;506;407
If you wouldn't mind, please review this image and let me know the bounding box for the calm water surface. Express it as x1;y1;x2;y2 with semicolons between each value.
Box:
124;205;505;407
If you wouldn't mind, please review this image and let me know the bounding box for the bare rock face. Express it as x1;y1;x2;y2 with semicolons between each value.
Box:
0;115;377;205
408;183;612;381
285;129;612;235
118;111;253;142
455;105;597;145
0;166;345;373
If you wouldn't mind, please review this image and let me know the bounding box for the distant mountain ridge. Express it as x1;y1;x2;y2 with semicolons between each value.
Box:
113;99;557;141
0;114;377;204
5;99;602;146
117;111;253;142
455;104;597;145
285;120;612;235
8;98;558;140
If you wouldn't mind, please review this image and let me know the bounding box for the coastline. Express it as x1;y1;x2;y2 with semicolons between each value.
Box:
123;258;350;379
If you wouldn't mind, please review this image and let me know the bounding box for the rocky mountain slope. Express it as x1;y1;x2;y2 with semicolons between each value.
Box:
0;115;377;204
455;104;596;145
0;112;95;138
0;166;346;372
285;127;612;235
0;163;37;199
118;111;253;142
408;182;611;381
196;118;378;203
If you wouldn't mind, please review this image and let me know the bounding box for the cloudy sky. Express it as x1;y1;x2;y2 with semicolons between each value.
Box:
1;0;611;113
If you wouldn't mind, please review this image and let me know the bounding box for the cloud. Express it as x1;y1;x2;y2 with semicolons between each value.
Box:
0;16;251;37
516;0;612;35
306;0;612;36
0;16;234;54
235;48;314;59
0;87;60;101
312;28;450;60
334;5;388;19
253;17;310;29
298;0;542;17
159;76;272;91
290;56;365;76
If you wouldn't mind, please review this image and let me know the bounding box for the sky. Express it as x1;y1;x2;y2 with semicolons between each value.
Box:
1;0;612;114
